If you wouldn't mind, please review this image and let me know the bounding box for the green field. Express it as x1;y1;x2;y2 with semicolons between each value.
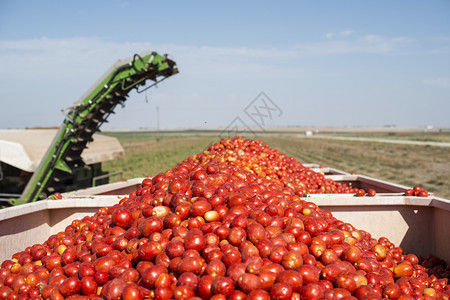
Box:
102;131;450;199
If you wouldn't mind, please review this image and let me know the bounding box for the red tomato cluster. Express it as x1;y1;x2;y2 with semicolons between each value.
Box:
186;138;360;196
404;187;429;197
0;137;448;300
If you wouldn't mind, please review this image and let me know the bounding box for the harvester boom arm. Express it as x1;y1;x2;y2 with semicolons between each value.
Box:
14;51;178;205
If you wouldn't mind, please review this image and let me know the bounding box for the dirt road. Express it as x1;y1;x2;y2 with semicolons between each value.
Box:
304;136;450;147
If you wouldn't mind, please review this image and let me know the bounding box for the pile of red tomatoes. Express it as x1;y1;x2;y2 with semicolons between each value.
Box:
0;137;448;300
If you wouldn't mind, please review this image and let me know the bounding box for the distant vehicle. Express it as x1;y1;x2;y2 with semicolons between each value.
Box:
0;129;124;199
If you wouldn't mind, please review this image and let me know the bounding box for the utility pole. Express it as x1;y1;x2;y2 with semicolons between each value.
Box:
156;106;160;142
156;106;160;131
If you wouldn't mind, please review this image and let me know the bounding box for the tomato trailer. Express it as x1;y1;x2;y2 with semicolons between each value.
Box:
1;168;449;264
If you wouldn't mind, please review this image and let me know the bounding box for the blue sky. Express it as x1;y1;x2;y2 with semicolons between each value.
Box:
0;1;449;130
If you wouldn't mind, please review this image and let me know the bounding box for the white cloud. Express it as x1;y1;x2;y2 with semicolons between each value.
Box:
325;32;334;39
0;34;448;129
294;34;415;55
0;38;308;90
0;37;305;129
391;37;415;44
117;1;129;8
423;77;450;88
0;33;416;78
340;30;353;37
325;30;353;39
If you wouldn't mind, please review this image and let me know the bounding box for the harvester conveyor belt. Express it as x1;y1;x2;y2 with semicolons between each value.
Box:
13;51;178;205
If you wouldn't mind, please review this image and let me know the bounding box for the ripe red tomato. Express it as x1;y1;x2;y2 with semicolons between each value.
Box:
355;189;366;197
